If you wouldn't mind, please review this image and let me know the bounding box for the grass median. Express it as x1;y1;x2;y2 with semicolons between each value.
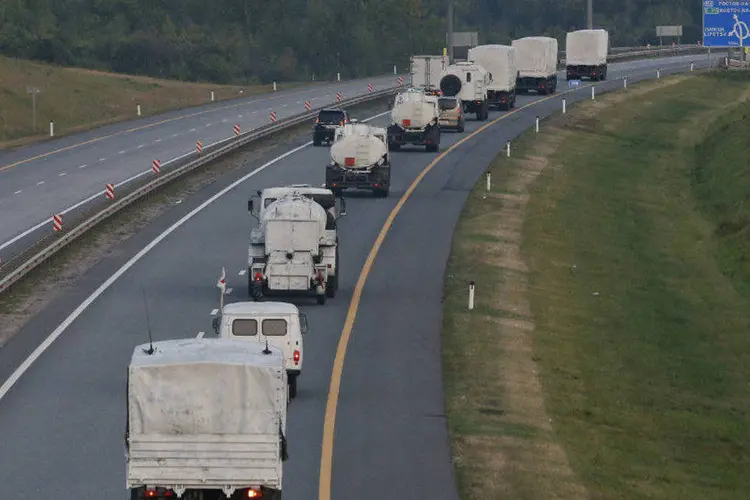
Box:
0;55;309;149
442;70;750;499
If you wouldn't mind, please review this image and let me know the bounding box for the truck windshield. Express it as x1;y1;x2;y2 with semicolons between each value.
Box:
318;111;345;124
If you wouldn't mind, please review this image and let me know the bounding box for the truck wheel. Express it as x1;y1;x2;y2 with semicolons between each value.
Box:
325;275;336;297
289;375;298;399
316;292;326;305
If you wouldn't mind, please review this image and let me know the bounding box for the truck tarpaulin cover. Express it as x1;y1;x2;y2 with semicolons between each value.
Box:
467;45;517;92
128;338;285;436
512;36;558;78
565;29;608;66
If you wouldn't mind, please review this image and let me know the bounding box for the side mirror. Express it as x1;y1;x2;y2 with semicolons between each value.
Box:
299;313;308;335
248;198;254;212
256;189;262;196
212;316;220;334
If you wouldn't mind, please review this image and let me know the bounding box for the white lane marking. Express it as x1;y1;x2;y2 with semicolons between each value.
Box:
210;309;219;316
58;172;66;177
238;114;243;118
197;331;205;338
137;144;144;149
222;119;228;123
36;181;44;186
225;288;233;295
238;269;247;276
205;123;212;127
98;158;106;161
118;150;126;154
154;139;161;143
0;109;390;402
190;128;196;132
78;164;87;169
172;133;179;138
14;190;22;195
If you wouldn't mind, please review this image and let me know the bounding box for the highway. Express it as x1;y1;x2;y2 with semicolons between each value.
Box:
0;53;713;500
0;73;403;263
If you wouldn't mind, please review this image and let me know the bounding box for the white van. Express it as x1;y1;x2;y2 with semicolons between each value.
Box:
212;301;307;398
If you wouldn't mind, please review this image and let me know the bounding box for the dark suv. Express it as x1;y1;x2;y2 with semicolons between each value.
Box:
313;108;349;146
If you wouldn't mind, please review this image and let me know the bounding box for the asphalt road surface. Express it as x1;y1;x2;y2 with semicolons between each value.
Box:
0;73;404;261
0;54;713;500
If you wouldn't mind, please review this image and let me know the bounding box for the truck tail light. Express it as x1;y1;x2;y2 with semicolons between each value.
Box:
402;119;411;126
345;157;355;166
254;272;263;281
247;489;261;498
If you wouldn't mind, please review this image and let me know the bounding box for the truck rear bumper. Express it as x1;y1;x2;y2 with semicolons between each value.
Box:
326;164;390;191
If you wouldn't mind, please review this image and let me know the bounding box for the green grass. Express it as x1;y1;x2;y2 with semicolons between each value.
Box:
443;71;750;500
0;55;308;149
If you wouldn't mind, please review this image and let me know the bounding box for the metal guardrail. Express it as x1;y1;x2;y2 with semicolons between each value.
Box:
0;85;403;296
559;45;710;65
0;45;710;295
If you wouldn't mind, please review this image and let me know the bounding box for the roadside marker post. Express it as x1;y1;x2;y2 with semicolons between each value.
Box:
591;86;596;100
52;214;62;232
269;111;277;123
304;101;312;111
233;124;240;136
152;159;161;174
137;104;141;116
506;140;511;158
535;116;540;133
105;184;114;200
196;140;203;154
368;83;373;93
336;92;343;102
486;172;491;192
468;281;476;310
624;77;628;89
49;120;54;137
562;98;567;114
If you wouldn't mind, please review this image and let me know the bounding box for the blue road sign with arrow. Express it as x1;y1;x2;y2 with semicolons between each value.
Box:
703;0;750;47
568;79;582;88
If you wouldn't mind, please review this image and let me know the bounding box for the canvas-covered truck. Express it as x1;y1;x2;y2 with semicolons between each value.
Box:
125;337;288;500
466;45;518;110
247;192;339;305
565;29;609;81
387;88;441;152
439;61;492;120
410;54;449;92
326;122;390;197
512;36;559;94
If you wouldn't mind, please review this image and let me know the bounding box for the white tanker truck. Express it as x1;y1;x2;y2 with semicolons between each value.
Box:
325;123;391;197
386;88;441;152
247;192;339;305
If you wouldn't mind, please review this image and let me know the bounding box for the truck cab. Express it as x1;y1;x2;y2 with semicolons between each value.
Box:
212;301;307;398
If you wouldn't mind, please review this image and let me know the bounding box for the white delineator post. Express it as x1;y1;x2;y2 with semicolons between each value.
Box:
211;91;215;101
273;81;277;91
486;172;491;191
468;281;476;310
623;77;628;89
137;104;141;116
690;62;695;71
591;86;595;100
506;140;511;158
562;98;567;114
337;72;341;82
393;65;397;75
535;116;540;133
49;120;54;137
657;69;661;78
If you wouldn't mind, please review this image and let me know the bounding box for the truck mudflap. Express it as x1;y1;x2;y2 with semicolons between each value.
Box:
325;163;390;195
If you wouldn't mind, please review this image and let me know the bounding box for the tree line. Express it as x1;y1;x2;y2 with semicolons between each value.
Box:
0;0;702;84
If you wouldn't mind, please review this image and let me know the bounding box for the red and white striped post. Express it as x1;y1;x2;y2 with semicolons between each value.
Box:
336;91;343;102
152;159;161;174
304;100;312;111
233;124;240;136
269;111;277;123
368;83;373;93
196;140;203;154
52;214;62;232
397;76;404;86
105;183;114;200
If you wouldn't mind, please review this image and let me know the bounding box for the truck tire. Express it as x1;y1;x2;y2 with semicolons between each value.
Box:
289;374;298;399
316;292;326;305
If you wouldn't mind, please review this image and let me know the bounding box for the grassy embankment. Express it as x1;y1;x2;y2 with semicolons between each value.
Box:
0;55;307;149
442;71;750;499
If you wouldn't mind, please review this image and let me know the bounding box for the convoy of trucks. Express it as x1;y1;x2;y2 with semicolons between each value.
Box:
121;27;613;499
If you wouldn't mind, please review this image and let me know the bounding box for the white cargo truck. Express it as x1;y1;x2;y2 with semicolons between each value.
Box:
387;88;441;152
125;337;288;500
247;192;340;304
213;301;307;398
325;122;391;197
439;61;492;120
565;29;608;81
410;54;449;93
512;36;559;94
466;45;518;110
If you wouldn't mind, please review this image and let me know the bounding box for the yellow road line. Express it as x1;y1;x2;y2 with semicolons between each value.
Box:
317;83;583;500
